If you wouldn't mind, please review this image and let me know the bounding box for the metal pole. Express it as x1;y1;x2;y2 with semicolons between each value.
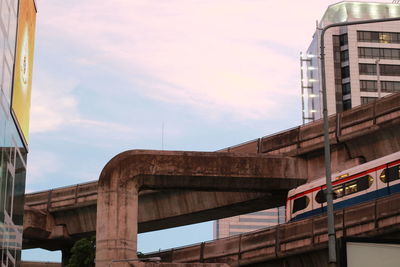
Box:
319;16;400;266
376;59;381;98
300;52;306;125
319;34;337;265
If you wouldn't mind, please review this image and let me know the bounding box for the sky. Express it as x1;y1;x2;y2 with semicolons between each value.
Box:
21;0;393;262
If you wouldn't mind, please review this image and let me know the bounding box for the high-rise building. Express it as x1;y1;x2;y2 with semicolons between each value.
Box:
215;1;400;240
0;0;36;265
301;1;400;123
214;207;285;239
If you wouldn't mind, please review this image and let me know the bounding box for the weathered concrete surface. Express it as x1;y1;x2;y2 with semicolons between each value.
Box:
96;151;307;266
21;262;61;267
221;92;400;180
147;192;400;266
133;264;231;267
20;261;231;266
22;93;400;264
23;186;284;250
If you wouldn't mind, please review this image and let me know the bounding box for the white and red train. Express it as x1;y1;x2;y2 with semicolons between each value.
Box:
286;151;400;222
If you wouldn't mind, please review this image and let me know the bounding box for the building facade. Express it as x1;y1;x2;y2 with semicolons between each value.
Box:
301;1;400;123
215;1;400;240
214;207;285;239
0;0;36;265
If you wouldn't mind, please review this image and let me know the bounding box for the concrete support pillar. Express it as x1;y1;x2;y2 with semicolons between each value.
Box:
61;247;72;267
96;177;139;267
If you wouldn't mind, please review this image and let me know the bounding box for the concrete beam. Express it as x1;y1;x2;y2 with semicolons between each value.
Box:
96;150;306;266
222;93;400;181
23;189;284;250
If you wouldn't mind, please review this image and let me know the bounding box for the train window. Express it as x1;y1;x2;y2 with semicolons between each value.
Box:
344;175;373;196
315;189;326;204
334;185;344;198
345;181;358;195
315;175;373;204
380;165;400;183
292;196;310;213
316;186;341;204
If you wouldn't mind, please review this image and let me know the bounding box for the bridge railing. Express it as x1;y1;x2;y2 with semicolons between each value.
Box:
146;192;400;265
218;93;400;156
25;180;98;211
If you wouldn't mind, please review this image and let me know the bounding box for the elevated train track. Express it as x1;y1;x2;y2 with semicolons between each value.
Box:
22;93;400;265
147;192;400;266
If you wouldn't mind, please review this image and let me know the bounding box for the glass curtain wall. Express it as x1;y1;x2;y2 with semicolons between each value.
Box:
0;0;28;266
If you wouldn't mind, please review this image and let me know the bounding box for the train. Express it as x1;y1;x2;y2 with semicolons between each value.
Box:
286;151;400;222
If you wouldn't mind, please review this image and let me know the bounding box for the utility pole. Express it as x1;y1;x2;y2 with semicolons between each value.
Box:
376;59;381;98
319;16;400;266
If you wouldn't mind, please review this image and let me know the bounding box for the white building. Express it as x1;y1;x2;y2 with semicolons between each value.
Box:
213;207;285;239
302;1;400;123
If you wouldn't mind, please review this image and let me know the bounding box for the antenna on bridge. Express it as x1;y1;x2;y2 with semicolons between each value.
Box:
161;121;164;150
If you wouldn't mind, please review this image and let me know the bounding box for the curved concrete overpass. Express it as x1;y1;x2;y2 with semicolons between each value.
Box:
22;93;400;266
24;152;306;257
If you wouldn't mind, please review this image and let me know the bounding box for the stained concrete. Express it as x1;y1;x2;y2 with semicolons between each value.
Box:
147;192;400;266
22;93;400;266
96;151;307;266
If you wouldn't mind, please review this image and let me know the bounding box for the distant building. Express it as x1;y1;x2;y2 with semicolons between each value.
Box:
301;1;400;123
0;0;37;265
215;0;400;240
213;207;285;239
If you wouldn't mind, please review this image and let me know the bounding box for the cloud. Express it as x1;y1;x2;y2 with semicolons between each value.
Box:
30;71;79;133
26;150;61;187
36;0;337;121
35;0;389;122
30;70;136;137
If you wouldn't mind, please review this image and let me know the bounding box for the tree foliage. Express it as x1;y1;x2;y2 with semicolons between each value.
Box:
67;236;96;267
66;236;146;266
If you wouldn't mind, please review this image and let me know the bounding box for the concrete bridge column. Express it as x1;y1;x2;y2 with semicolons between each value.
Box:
94;150;307;266
61;247;72;267
95;176;139;267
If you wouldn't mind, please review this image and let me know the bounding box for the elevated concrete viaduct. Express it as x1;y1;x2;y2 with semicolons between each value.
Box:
22;93;400;266
24;152;307;266
24;183;281;249
221;92;400;181
146;190;400;267
95;151;306;266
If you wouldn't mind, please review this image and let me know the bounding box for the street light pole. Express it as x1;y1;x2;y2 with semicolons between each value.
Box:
376;59;381;98
319;16;400;266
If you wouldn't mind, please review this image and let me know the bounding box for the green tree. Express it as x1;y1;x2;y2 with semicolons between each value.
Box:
67;236;95;267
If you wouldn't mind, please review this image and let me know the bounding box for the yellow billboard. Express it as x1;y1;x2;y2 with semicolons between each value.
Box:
12;0;37;145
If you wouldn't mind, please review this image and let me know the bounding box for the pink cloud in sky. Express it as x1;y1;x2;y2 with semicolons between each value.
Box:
34;0;389;121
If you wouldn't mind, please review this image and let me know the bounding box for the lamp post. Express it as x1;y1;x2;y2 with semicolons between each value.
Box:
376;59;381;98
319;16;400;266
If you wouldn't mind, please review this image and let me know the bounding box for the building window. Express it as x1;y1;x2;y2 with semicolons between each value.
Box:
239;217;280;223
340;34;348;46
359;64;377;75
380;64;400;76
360;80;377;92
361;97;377;105
343;99;352;111
360;80;400;92
358;47;400;60
358;31;400;44
360;63;400;76
342;83;351;95
341;50;349;61
382;81;400;92
341;66;350;78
